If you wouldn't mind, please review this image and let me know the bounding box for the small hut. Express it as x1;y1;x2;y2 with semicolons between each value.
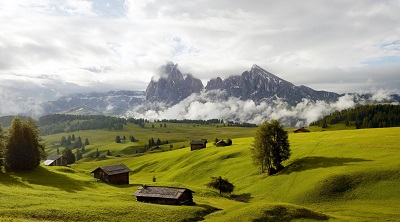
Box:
133;185;194;205
293;127;310;133
190;140;207;151
91;164;131;184
43;154;67;166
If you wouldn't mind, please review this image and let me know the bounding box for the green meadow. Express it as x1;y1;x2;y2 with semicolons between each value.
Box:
1;123;400;221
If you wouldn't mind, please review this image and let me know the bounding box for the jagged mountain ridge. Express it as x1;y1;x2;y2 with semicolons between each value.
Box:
146;63;340;106
145;62;204;105
205;64;340;104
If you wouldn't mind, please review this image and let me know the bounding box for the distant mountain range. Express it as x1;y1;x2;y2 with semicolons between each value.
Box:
40;62;399;117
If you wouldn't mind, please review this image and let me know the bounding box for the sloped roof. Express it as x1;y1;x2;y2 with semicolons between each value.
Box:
190;140;206;145
43;159;55;166
47;154;63;160
133;186;193;199
293;127;310;133
91;164;131;175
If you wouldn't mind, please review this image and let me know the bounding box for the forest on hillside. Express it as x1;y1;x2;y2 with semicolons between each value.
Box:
310;104;400;129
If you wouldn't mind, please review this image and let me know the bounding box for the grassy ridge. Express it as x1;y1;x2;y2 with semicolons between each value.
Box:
1;126;400;221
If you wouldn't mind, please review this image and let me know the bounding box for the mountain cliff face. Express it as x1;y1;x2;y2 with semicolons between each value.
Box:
145;62;203;105
205;65;340;104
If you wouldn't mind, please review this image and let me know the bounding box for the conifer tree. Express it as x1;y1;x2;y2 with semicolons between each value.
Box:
84;138;90;145
76;149;83;161
63;148;75;164
4;117;44;170
95;148;100;158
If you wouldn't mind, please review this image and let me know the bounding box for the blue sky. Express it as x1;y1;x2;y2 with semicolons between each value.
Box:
0;0;400;115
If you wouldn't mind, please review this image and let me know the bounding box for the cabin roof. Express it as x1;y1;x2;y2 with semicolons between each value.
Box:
91;164;131;175
190;140;206;145
46;154;63;160
133;185;193;199
43;159;56;166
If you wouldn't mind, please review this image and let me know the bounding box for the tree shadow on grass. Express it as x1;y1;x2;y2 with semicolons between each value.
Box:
0;171;32;188
11;166;91;193
229;193;253;203
281;156;372;175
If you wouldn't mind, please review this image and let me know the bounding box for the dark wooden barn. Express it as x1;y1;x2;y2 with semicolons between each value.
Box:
133;185;194;205
293;127;310;133
91;164;131;184
43;154;67;166
190;139;207;151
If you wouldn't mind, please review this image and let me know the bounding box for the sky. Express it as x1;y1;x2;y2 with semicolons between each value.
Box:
1;0;400;112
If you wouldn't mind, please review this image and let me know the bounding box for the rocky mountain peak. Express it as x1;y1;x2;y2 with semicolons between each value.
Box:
146;62;203;105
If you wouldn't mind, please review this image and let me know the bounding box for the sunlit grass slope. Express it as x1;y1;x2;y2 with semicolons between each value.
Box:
1;126;400;221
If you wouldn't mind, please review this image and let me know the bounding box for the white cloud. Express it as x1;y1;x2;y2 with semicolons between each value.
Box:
125;90;360;126
1;0;400;116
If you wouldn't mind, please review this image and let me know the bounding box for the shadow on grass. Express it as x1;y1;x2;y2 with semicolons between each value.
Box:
281;156;371;175
11;166;91;193
253;205;329;222
182;204;221;222
230;193;253;203
0;171;32;188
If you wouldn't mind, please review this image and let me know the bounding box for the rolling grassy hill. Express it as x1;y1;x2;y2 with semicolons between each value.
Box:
1;125;399;221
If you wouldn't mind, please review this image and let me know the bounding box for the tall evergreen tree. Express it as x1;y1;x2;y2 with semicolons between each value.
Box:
76;149;83;161
4;117;44;170
84;138;90;145
115;135;121;143
63;148;75;164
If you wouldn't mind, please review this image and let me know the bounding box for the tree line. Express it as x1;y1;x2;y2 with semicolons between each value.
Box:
310;104;400;129
38;114;127;135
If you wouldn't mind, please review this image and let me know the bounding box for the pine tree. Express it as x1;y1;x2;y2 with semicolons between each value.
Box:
84;138;90;145
76;149;83;161
4;117;44;170
115;135;121;143
71;134;75;141
106;150;112;156
95;148;100;158
63;148;75;164
81;144;85;153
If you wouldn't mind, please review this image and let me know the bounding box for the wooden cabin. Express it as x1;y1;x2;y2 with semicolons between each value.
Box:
293;127;310;133
215;140;227;147
190;139;207;151
91;164;131;184
133;185;194;205
43;154;67;166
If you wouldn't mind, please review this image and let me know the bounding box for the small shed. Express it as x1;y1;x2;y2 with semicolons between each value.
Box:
293;127;310;133
133;185;194;205
190;140;207;151
91;164;131;184
43;154;67;166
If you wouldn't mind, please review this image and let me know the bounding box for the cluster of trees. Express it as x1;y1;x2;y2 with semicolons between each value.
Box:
310;104;400;129
60;134;90;149
251;120;291;175
144;138;168;151
0;117;45;170
115;135;138;143
38;114;127;135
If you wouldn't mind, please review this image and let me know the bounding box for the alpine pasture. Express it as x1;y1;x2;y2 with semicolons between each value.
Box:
1;123;399;221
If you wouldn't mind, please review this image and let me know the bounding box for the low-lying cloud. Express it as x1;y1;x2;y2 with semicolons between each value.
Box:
126;89;397;126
